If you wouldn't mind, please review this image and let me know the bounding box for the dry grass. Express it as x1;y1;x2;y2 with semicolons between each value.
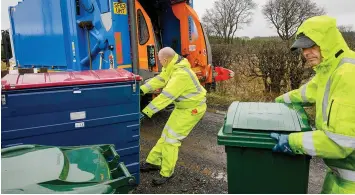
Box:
207;71;280;110
207;68;317;123
207;77;317;124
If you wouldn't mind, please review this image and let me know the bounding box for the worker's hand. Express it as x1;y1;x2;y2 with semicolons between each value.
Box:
270;133;293;154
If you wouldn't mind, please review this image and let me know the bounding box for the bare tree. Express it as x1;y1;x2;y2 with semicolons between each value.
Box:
238;41;289;93
211;44;236;67
338;25;354;33
202;0;257;44
262;0;325;41
338;25;355;50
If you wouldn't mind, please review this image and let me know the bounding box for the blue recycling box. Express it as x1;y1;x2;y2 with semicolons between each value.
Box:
1;69;142;184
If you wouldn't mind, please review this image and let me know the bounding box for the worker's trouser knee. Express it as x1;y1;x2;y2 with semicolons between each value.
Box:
146;103;207;177
146;137;180;177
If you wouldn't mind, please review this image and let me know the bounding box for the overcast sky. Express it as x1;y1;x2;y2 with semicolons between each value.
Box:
1;0;354;38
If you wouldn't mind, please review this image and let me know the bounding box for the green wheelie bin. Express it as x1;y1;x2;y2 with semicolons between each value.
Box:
1;144;136;194
218;102;312;194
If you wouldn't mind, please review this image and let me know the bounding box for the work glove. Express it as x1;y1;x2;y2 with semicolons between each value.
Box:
270;133;293;154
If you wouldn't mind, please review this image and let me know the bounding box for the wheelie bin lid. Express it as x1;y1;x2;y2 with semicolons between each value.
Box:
1;69;142;90
1;144;136;194
217;102;311;149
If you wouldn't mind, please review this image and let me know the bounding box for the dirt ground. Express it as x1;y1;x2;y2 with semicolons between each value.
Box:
133;110;326;194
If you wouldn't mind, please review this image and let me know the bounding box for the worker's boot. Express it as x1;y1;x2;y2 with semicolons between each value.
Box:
152;174;174;186
140;162;160;172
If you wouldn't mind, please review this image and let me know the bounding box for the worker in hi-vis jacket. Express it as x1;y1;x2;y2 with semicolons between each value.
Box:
139;47;207;185
271;15;355;194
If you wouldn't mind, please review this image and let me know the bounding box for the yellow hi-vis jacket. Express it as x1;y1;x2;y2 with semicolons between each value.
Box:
276;16;355;191
141;54;207;117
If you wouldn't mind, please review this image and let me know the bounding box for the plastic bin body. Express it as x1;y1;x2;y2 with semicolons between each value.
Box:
1;144;136;194
218;102;312;194
1;69;142;184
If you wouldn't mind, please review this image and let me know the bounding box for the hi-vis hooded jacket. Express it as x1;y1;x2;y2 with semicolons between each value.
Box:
276;16;355;193
140;54;207;118
140;54;207;177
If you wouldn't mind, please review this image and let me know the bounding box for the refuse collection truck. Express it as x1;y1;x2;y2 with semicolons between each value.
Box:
7;0;234;101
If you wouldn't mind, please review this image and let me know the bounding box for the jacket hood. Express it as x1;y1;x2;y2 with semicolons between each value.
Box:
166;54;190;73
296;15;350;73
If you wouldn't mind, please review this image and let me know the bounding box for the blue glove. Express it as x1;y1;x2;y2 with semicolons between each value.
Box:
270;133;293;154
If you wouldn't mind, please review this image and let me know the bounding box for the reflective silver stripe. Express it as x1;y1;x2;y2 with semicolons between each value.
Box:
176;91;201;102
302;131;317;156
176;96;187;102
325;131;355;148
143;83;154;92
322;58;355;122
330;167;355;182
178;66;204;103
156;75;165;83
165;125;186;140
147;103;159;114
301;83;308;102
322;79;331;122
175;55;184;64
161;133;180;144
161;90;176;101
199;97;207;106
337;58;355;69
283;93;291;103
182;67;202;92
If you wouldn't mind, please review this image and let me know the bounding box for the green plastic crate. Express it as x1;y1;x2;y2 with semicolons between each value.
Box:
218;102;312;194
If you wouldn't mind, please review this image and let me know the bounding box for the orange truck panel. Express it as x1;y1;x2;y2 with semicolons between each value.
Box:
114;32;123;64
135;1;158;73
172;2;211;84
